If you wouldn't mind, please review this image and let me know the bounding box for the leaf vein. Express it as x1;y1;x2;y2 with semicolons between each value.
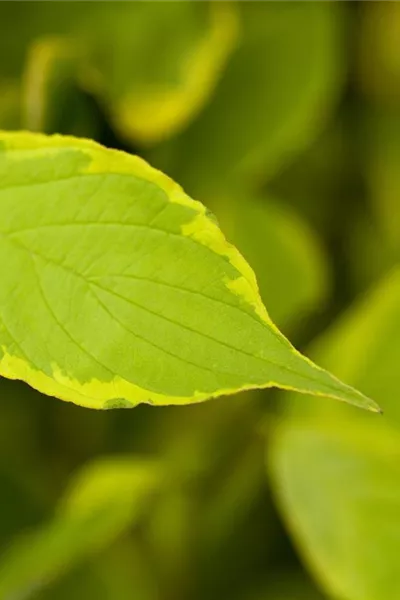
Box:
30;256;116;379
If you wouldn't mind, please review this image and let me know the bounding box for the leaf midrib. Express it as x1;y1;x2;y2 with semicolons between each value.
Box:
0;229;355;399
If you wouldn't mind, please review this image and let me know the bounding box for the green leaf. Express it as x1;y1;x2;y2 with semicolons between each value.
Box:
156;1;344;196
0;131;378;411
0;457;160;599
82;2;238;144
269;269;400;600
270;421;400;600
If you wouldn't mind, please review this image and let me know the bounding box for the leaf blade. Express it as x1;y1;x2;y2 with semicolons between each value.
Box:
0;131;379;411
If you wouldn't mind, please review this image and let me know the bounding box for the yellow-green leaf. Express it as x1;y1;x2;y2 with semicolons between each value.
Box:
0;131;378;411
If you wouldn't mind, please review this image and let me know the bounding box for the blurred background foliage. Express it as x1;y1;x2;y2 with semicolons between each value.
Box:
0;1;399;599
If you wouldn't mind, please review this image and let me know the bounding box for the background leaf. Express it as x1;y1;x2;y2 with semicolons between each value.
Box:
81;2;239;144
269;269;400;600
151;1;344;198
0;457;160;599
